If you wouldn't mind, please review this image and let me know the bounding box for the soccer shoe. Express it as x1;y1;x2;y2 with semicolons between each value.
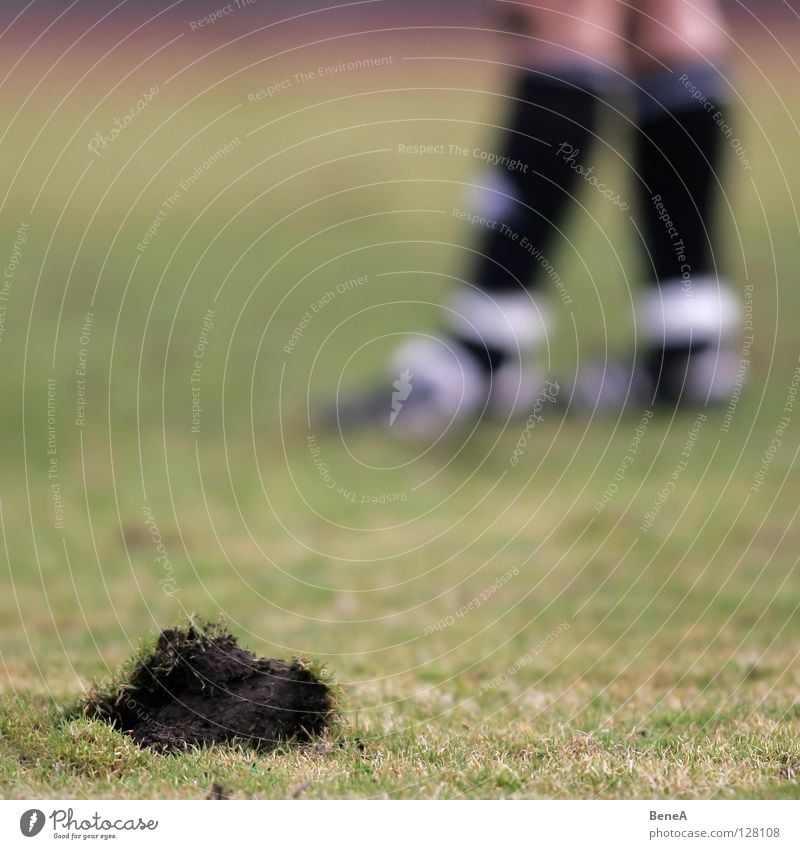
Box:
319;337;488;437
318;338;553;436
564;348;741;414
568;345;741;414
568;277;742;413
639;275;742;407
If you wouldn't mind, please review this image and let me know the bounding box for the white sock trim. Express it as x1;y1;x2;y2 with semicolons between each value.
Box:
446;289;550;352
638;276;740;347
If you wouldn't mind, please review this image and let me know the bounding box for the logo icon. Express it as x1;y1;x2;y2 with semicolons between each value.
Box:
20;810;45;837
390;369;413;425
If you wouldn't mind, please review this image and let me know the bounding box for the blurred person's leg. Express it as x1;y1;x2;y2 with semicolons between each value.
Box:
631;0;740;406
386;1;629;434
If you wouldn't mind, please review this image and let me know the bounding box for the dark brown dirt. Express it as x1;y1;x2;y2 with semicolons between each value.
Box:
86;624;334;753
206;782;230;800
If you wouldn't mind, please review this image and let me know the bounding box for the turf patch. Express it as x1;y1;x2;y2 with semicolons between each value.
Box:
85;623;335;752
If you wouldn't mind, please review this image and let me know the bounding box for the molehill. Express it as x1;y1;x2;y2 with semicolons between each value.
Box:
85;623;335;752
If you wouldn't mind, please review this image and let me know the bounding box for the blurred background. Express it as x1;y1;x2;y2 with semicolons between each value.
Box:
0;0;799;798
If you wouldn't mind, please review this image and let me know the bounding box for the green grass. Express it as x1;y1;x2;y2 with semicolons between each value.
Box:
1;36;799;798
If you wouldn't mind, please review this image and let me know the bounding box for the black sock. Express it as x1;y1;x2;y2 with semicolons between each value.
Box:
635;66;724;285
451;68;604;375
634;64;728;401
457;336;508;376
471;69;601;295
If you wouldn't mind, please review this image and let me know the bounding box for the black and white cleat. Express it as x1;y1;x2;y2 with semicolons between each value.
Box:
317;380;437;433
566;345;743;416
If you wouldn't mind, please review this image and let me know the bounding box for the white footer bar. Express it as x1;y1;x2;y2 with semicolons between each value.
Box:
2;800;797;848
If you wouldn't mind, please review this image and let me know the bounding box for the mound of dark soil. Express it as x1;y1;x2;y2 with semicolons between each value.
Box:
86;624;334;752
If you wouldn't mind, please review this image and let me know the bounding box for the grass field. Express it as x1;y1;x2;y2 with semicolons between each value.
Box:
1;21;800;799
